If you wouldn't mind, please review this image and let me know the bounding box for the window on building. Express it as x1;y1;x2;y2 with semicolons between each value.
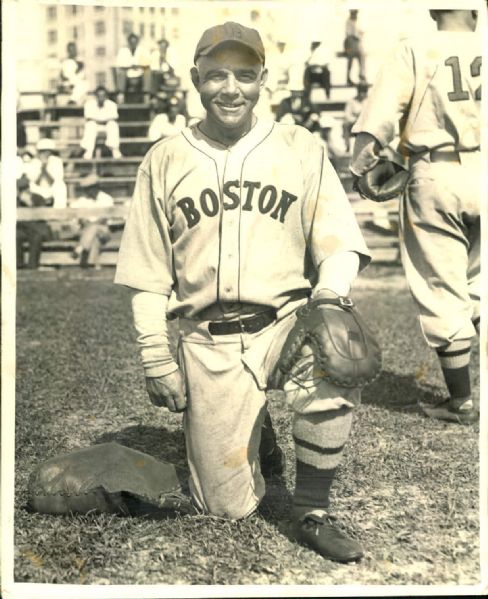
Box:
123;20;133;35
139;7;145;12
149;7;155;14
94;5;105;11
72;26;78;40
171;7;179;15
71;6;78;15
95;21;106;35
150;24;156;38
47;30;57;44
95;46;106;57
95;72;107;86
160;8;165;14
48;78;58;91
47;6;57;20
139;23;145;36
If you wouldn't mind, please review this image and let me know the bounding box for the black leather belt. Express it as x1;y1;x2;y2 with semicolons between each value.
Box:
208;309;277;335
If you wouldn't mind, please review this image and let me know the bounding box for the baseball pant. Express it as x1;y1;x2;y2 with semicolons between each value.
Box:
400;151;480;347
178;300;360;520
81;120;120;157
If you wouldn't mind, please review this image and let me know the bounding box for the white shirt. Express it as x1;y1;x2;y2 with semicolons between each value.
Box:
61;58;83;83
25;155;64;186
116;45;150;78
307;44;332;67
84;98;119;123
148;113;186;141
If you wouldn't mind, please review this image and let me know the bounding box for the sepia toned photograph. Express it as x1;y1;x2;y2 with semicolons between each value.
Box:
2;0;487;596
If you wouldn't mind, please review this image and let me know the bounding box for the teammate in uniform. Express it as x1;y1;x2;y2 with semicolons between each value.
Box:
350;10;481;423
115;22;371;562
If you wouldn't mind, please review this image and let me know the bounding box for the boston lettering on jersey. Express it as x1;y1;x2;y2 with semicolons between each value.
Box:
176;180;298;229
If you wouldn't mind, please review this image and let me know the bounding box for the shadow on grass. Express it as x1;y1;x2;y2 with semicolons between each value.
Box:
96;425;187;469
362;370;440;414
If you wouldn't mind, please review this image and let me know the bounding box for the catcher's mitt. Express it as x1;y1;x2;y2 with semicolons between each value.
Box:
354;158;410;202
27;442;196;516
272;297;381;389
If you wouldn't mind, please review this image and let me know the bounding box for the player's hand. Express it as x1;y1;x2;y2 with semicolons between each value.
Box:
145;369;187;413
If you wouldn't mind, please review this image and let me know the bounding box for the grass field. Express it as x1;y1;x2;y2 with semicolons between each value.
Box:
12;264;482;588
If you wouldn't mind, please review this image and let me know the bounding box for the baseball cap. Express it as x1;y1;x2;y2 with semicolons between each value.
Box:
194;22;265;65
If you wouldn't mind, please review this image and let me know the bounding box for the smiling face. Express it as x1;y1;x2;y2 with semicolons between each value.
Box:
191;42;267;144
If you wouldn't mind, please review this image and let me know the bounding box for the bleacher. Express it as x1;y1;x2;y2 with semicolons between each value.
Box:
17;84;399;268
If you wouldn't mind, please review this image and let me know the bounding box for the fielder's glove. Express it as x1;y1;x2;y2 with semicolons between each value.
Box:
354;158;410;202
272;297;381;389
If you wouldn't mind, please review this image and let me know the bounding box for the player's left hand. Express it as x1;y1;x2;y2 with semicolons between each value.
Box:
145;369;187;413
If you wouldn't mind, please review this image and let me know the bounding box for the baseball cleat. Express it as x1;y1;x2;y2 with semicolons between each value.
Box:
419;397;479;424
290;510;364;563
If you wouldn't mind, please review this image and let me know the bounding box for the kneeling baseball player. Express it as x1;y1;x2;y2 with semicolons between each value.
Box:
115;22;380;562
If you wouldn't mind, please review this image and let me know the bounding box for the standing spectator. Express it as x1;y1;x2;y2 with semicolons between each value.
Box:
70;174;114;269
342;82;368;153
344;10;366;86
23;139;67;209
115;33;151;103
149;39;179;94
303;41;332;100
265;41;290;107
80;86;122;160
148;97;187;142
59;42;89;105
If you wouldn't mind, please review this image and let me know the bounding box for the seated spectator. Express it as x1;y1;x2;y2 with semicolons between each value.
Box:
16;175;52;269
149;39;180;94
344;10;366;85
342;82;368;153
80;86;122;160
70;174;114;269
59;42;89;105
276;90;321;135
114;33;151;103
303;41;332;100
148;96;186;142
23;139;67;209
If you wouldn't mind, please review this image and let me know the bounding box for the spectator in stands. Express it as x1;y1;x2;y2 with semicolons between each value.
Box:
16;173;52;269
70;174;114;269
265;40;290;107
276;89;321;136
344;10;366;86
149;39;179;94
148;96;186;142
80;86;122;160
115;33;151;103
342;82;368;153
59;42;89;105
23;139;68;209
303;41;332;100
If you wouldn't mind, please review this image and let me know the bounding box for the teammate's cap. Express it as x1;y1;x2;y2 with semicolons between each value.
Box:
194;22;265;65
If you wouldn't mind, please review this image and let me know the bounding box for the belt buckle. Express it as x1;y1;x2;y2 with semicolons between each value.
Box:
339;296;354;308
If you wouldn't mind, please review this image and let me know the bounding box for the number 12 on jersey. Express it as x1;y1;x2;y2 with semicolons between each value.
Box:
445;55;482;101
